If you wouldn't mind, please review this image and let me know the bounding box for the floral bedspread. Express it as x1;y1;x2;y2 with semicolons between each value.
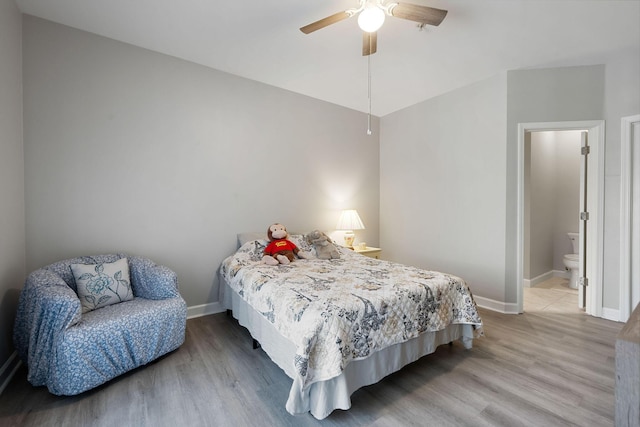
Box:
220;237;483;390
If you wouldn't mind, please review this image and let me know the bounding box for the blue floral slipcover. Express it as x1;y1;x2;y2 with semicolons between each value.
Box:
13;254;187;395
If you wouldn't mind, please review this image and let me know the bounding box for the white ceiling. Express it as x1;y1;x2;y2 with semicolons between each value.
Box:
14;0;640;116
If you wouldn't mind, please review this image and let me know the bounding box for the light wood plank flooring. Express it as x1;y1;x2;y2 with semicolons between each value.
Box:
0;305;622;426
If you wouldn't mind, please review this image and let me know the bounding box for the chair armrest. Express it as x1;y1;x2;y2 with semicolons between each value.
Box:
13;269;82;386
128;256;180;300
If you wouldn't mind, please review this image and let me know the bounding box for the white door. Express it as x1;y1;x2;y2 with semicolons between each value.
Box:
578;131;588;309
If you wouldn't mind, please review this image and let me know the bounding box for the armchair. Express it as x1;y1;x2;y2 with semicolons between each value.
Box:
13;254;187;395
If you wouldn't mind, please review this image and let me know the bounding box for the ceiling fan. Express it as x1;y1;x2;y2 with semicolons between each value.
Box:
300;0;448;56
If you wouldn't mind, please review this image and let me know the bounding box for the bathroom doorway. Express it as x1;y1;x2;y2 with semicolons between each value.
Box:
516;121;605;317
523;130;583;313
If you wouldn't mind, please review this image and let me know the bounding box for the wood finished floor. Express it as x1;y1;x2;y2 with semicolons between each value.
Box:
0;297;623;427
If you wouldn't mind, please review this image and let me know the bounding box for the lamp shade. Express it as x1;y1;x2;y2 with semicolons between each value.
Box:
336;210;365;231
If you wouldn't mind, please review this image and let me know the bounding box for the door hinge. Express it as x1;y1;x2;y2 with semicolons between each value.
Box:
580;212;589;220
580;277;589;287
581;146;590;155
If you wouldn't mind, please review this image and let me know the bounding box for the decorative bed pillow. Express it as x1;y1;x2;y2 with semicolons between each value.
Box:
237;232;268;247
71;258;134;313
290;234;317;258
238;239;268;262
237;231;306;248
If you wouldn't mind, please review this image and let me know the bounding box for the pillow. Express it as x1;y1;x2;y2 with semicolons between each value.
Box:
237;231;304;248
289;234;316;258
71;258;134;313
237;232;268;247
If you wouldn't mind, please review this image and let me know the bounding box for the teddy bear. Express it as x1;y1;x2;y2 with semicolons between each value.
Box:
262;223;310;265
306;229;340;260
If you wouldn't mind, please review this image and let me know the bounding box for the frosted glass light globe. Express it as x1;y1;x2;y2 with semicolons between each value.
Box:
358;6;385;32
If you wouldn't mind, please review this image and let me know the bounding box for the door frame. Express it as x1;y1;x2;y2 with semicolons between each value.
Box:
516;120;605;316
620;114;640;322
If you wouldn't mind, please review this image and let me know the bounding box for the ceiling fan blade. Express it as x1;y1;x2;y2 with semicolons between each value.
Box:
362;32;377;56
391;3;448;26
300;11;352;34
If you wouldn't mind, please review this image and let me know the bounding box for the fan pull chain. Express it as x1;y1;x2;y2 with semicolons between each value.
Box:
367;48;372;135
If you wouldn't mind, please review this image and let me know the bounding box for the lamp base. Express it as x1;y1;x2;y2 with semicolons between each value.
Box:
343;231;355;248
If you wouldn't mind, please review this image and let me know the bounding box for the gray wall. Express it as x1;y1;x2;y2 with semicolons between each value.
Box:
505;65;605;304
552;131;581;271
22;16;380;310
527;131;557;279
507;58;640;311
381;57;640;314
0;0;25;389
380;73;508;303
600;48;640;310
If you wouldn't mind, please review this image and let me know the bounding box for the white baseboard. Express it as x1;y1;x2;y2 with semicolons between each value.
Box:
474;296;520;314
553;269;570;279
0;351;21;396
601;307;621;322
187;301;225;319
524;270;570;288
524;270;554;288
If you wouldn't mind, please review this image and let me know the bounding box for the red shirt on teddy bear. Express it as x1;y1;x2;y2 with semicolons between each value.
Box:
264;239;298;256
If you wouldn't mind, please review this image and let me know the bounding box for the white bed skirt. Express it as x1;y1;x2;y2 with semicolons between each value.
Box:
221;282;475;420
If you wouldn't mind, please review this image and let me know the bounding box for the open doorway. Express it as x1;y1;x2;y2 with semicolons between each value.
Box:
522;130;583;314
516;120;605;317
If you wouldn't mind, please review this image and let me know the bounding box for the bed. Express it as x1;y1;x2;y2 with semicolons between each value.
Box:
220;233;483;419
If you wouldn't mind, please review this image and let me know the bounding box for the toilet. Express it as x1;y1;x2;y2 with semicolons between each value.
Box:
563;232;580;289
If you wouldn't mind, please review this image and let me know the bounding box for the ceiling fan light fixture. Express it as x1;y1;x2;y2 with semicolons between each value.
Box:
358;5;385;32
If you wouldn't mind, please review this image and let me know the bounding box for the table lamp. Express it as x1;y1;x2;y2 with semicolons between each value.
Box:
336;209;365;248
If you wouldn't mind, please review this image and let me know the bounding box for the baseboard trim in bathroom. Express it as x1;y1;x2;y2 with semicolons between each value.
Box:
524;270;554;288
552;269;570;280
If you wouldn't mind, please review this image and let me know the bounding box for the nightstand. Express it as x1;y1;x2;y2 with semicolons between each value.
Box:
353;246;382;259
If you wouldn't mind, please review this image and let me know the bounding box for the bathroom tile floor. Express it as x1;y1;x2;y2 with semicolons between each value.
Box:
523;276;582;313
